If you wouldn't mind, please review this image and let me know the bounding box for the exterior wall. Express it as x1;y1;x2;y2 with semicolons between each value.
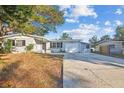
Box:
80;43;90;53
51;48;61;53
99;45;109;55
50;42;80;53
46;42;51;53
3;36;43;53
98;41;124;54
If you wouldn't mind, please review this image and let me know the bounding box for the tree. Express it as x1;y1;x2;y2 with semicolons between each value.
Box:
89;35;98;48
114;26;124;40
100;35;110;41
60;33;72;40
0;5;64;47
0;6;64;35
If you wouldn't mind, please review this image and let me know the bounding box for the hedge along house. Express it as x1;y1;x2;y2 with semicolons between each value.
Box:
2;34;90;53
96;40;124;55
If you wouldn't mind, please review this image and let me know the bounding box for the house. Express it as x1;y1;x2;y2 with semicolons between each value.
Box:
2;34;49;53
50;39;90;53
96;40;124;55
2;34;90;53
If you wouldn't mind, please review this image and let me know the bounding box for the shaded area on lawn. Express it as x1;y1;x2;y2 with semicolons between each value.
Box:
0;53;63;88
0;61;20;87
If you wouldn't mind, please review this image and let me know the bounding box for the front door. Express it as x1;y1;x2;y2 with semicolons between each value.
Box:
42;43;46;53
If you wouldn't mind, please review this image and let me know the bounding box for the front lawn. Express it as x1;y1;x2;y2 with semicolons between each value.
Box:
0;53;63;88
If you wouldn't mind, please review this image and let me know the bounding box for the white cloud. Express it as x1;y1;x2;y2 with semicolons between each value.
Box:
96;21;100;24
59;5;71;11
105;20;111;26
65;18;79;23
59;5;97;23
63;23;100;42
115;9;123;15
115;20;123;25
104;27;114;33
71;6;97;18
63;11;68;17
59;6;71;17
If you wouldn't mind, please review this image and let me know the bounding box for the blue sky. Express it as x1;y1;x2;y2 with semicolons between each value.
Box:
45;5;124;42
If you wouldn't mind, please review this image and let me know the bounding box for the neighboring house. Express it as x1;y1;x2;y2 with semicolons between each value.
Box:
50;39;90;53
2;34;90;53
96;40;124;55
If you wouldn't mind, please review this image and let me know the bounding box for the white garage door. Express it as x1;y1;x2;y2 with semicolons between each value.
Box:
65;43;79;53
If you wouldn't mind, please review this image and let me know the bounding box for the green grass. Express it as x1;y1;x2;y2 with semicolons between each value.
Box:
111;54;124;59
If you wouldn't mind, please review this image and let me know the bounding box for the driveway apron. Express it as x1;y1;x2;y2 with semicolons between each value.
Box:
63;53;124;88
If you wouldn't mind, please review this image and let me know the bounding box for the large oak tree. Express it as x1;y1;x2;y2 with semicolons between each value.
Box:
0;5;64;36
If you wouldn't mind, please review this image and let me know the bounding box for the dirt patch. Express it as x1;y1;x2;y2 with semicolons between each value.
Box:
0;53;63;88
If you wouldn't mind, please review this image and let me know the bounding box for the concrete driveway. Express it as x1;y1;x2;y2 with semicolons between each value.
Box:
63;53;124;88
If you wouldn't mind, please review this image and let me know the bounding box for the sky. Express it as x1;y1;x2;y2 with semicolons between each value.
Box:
45;5;124;42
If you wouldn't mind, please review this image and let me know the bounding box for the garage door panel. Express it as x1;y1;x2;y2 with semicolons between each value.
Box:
65;43;79;53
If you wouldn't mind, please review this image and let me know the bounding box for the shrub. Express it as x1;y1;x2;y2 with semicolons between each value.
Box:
26;44;34;51
4;40;12;53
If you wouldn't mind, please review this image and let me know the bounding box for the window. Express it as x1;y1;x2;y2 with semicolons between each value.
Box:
16;40;25;47
86;44;89;49
52;43;56;48
60;42;62;48
122;42;124;48
50;42;62;48
109;45;115;48
57;42;60;48
22;40;25;46
7;39;15;46
57;42;62;48
12;40;15;46
50;43;52;48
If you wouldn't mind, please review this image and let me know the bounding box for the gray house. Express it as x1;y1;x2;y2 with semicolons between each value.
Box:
2;34;90;53
50;39;90;53
96;40;124;55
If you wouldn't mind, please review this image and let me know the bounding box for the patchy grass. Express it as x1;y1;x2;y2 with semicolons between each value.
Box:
111;54;124;59
0;53;63;88
94;52;124;59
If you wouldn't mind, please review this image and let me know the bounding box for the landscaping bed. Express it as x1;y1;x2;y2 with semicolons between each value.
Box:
0;53;63;88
